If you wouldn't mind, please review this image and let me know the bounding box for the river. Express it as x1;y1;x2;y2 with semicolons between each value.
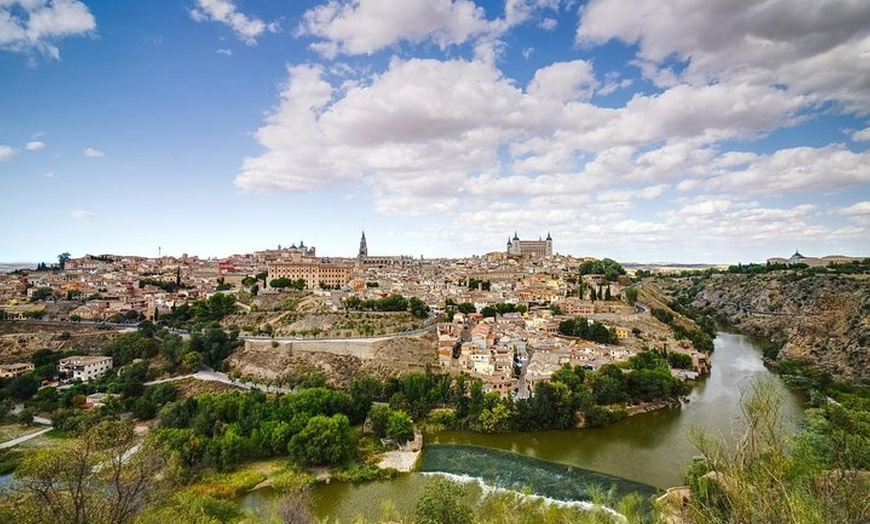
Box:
252;332;805;521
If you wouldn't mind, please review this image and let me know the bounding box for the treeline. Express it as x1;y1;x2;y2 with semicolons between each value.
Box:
380;354;688;433
577;258;626;281
145;353;690;475
342;294;430;319
558;316;619;344
154;387;374;471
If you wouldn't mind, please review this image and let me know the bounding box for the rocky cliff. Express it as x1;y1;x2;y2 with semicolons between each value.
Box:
656;273;869;384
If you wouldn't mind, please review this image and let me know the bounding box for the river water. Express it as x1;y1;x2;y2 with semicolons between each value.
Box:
256;332;805;521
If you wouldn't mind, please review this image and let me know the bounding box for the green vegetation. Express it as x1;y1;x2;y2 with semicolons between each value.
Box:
679;380;870;524
138;278;187;293
558;316;618;344
269;277;306;290
342;293;431;319
157;293;239;330
651;307;714;353
578;258;626;281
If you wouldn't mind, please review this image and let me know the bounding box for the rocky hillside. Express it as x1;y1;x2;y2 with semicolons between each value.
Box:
657;272;869;384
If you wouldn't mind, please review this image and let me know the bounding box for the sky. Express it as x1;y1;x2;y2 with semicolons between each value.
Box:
1;0;869;265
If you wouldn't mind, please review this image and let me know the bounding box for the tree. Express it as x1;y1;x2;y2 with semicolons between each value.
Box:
3;420;164;524
256;271;268;286
386;410;414;444
368;405;392;438
288;414;353;466
457;302;476;315
625;286;639;305
58;252;71;270
413;476;473;524
480;305;498;318
30;286;55;302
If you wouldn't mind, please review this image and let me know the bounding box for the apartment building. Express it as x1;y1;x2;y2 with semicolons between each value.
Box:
58;355;113;382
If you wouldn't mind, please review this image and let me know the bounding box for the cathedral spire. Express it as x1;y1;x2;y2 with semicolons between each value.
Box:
358;231;368;259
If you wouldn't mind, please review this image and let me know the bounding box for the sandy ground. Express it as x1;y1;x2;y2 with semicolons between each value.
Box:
377;450;421;472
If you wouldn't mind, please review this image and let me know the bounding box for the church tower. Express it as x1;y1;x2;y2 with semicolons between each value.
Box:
358;231;368;259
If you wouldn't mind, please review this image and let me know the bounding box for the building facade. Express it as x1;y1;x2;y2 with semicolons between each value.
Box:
58;355;113;382
267;255;353;289
507;232;553;257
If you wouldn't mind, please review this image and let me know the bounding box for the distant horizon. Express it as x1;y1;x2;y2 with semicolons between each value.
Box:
2;241;865;270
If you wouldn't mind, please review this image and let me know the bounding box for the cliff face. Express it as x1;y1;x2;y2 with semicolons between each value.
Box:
661;273;869;384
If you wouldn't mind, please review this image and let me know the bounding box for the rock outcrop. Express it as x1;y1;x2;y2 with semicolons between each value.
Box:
659;273;869;384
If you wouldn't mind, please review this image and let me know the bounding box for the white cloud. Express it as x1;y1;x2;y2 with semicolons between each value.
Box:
852;127;870;141
0;0;96;59
837;201;870;216
527;60;597;102
0;145;16;160
577;0;870;114
706;145;870;194
189;0;278;45
24;140;45;150
70;209;95;219
299;0;489;57
83;147;103;157
216;48;232;56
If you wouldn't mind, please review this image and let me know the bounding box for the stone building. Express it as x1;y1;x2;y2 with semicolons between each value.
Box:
507;232;553;257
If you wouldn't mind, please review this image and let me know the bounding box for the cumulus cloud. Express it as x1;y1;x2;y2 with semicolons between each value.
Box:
83;147;103;157
25;140;46;150
576;0;870;113
0;145;16;160
216;48;232;56
705;145;870;194
527;60;597;102
235;54;842;226
0;0;96;59
298;0;489;57
852;127;870;141
70;209;95;219
837;201;870;216
297;0;562;58
189;0;278;45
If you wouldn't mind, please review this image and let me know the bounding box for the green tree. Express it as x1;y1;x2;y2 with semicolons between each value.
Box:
386;410;415;444
288;414;353;466
413;476;473;524
368;405;392;438
58;252;71;270
457;302;476;315
30;286;55;302
625;286;639;305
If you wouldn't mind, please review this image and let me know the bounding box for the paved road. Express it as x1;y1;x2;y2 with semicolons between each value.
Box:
145;368;292;394
0;427;52;449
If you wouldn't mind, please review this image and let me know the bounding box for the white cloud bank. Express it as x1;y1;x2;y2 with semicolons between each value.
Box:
0;0;96;59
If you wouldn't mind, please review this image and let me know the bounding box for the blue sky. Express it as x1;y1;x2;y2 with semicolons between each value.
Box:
1;0;869;264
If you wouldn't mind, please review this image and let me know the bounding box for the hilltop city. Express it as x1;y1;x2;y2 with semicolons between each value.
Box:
3;232;864;399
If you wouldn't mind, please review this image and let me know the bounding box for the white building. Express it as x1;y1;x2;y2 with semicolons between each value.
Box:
58;356;113;382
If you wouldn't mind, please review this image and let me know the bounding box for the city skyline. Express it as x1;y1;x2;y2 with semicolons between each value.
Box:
2;0;869;264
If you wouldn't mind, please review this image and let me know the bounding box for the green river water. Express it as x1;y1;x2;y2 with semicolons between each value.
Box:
247;332;805;521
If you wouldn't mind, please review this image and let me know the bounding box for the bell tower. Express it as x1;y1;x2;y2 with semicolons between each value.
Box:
358;231;368;259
